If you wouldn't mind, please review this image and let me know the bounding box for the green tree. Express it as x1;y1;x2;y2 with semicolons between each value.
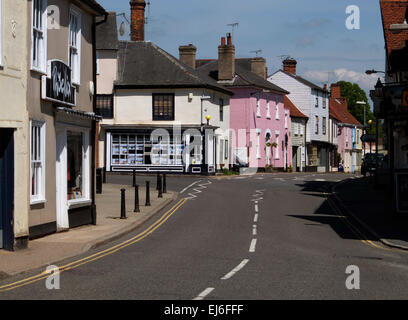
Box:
336;81;376;134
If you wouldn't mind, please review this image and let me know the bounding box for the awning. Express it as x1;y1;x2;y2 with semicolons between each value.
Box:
56;107;102;122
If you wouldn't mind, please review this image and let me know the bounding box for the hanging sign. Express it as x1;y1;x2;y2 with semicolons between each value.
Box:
42;60;76;107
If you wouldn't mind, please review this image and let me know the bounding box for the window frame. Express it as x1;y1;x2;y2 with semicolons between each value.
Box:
322;117;327;135
96;94;114;119
30;120;46;204
275;101;279;120
69;6;82;85
256;97;261;118
315;116;319;135
152;93;175;121
31;0;48;74
266;100;271;119
67;128;90;207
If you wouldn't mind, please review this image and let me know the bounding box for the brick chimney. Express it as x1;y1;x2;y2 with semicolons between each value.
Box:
283;58;297;75
331;83;342;99
130;0;146;41
179;44;197;69
218;33;235;81
251;57;267;79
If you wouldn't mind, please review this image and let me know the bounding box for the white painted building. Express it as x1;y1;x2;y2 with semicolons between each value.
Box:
268;59;331;172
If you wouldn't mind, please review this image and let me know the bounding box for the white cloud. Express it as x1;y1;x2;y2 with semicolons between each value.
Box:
302;68;380;92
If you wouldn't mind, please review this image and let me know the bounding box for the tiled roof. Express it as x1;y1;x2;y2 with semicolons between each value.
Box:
196;60;289;95
115;41;233;95
329;97;362;127
79;0;106;15
271;70;329;93
284;96;308;119
96;12;118;50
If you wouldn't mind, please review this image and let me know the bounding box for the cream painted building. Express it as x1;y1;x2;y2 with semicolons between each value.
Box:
0;0;30;250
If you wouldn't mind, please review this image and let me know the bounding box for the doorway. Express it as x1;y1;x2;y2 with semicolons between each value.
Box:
0;129;14;250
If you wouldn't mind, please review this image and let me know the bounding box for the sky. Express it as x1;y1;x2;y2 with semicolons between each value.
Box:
97;0;386;106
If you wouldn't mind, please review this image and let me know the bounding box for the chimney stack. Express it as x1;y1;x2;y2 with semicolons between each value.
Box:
283;58;297;75
179;44;197;69
130;0;146;41
218;33;235;81
251;57;267;79
331;83;342;99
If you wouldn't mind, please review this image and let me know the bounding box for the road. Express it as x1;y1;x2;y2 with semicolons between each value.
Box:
1;172;408;300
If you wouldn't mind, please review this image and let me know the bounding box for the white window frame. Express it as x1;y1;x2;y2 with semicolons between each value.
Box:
256;97;261;118
275;101;279;120
275;133;280;159
67;127;90;208
300;123;304;136
284;110;288;129
315;116;319;134
295;122;299;136
30;120;46;204
256;129;261;159
31;0;48;73
69;6;82;85
266;100;271;119
322;117;327;135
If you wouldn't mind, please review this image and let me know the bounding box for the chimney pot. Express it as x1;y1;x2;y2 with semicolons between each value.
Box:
227;33;232;45
283;58;297;75
221;37;226;46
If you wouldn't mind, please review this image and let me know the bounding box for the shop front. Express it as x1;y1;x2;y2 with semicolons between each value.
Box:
104;125;217;175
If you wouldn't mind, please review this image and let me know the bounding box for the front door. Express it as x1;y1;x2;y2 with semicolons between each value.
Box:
0;129;14;250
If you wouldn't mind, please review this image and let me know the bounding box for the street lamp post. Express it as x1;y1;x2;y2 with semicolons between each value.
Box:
357;101;367;155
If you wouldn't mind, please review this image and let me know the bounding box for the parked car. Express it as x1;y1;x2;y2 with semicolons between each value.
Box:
361;153;385;176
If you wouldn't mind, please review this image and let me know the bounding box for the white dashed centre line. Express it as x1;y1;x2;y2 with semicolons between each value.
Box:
254;204;259;212
193;287;215;300
254;213;259;223
221;259;250;280
249;239;257;253
252;225;257;236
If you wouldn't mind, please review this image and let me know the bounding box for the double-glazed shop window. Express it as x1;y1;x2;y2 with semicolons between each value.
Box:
153;94;174;120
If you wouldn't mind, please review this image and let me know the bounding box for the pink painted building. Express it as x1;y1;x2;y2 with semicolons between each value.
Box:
196;34;291;170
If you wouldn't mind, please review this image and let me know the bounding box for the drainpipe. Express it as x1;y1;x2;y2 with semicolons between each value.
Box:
91;13;108;225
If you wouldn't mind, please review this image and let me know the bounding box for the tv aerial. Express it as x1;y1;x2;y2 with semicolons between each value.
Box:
227;22;239;42
251;49;262;57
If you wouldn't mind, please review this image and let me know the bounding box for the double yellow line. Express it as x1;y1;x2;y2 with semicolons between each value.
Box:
0;198;187;293
327;196;394;252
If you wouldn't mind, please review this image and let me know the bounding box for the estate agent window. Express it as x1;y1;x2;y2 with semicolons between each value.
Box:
30;120;46;204
31;0;47;73
153;94;175;120
69;7;82;84
67;130;89;201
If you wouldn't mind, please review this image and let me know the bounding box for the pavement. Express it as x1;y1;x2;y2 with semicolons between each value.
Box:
0;183;177;279
332;176;408;250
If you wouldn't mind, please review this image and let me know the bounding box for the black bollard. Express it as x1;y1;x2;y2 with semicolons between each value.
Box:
103;167;106;183
145;181;151;206
158;174;163;198
132;169;136;187
134;184;140;213
156;172;160;190
120;189;126;219
163;173;167;194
